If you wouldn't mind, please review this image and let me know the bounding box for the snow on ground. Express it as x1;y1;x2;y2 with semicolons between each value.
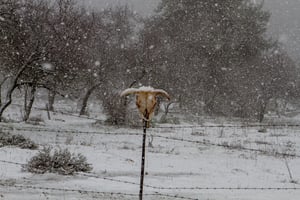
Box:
1;103;300;200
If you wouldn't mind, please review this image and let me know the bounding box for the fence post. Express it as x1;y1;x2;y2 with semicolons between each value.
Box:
120;86;170;200
139;119;147;200
46;103;51;120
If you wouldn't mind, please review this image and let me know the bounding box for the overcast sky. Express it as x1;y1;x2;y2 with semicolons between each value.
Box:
264;0;300;63
83;0;300;63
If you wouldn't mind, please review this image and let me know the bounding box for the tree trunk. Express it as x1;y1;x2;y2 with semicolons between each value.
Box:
164;102;173;115
24;85;36;121
48;90;56;112
258;99;268;123
24;85;28;113
79;84;100;116
0;76;10;107
0;53;37;122
203;90;219;115
0;85;2;107
204;100;215;115
0;82;20;122
258;109;265;123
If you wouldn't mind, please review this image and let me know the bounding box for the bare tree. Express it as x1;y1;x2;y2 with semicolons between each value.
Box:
0;0;79;120
229;47;298;122
43;0;96;111
77;6;143;122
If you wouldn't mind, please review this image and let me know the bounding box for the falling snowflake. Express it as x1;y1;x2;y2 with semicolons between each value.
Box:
41;63;54;71
95;61;100;66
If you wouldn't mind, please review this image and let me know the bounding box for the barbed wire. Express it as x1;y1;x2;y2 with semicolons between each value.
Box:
0;126;142;136
5;184;138;197
1;123;299;138
0;159;24;166
1;160;299;194
6;103;300;129
152;187;300;190
146;192;199;200
78;172;140;186
4;183;300;200
1;124;299;158
77;172;300;191
151;135;300;158
3;173;300;193
150;124;300;129
1;107;300;198
3;184;199;200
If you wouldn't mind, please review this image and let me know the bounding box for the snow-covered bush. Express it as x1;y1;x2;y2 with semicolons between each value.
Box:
26;147;92;175
159;114;180;125
26;115;45;125
0;132;38;149
102;93;127;125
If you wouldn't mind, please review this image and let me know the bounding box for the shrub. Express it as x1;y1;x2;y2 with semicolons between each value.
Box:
26;115;45;125
0;132;38;149
26;147;92;175
159;114;180;125
101;92;129;126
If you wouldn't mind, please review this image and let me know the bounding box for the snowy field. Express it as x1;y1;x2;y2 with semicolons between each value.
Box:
1;103;300;200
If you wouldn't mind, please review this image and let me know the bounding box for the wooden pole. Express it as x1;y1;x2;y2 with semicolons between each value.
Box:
139;119;147;200
46;103;51;120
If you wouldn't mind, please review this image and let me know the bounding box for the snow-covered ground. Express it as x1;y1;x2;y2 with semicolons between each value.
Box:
1;103;300;200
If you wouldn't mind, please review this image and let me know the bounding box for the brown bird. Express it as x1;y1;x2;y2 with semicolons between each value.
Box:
120;86;170;128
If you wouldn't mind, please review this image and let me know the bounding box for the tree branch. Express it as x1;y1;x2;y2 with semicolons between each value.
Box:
16;81;67;98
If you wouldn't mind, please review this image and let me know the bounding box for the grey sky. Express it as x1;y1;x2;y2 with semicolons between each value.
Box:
83;0;300;63
84;0;160;16
264;0;300;63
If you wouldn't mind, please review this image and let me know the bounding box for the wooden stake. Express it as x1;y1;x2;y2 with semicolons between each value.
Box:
46;103;51;120
284;157;295;183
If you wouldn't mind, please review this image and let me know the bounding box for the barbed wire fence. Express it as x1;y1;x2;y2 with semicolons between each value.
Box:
0;158;300;200
1;112;300;199
1;124;299;158
8;103;300;128
1;184;202;200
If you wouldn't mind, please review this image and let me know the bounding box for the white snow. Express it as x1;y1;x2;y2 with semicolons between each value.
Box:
120;86;170;97
94;61;100;66
41;63;55;71
1;102;300;199
120;86;156;96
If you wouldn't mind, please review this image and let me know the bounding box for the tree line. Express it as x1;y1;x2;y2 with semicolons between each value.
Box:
0;0;299;123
